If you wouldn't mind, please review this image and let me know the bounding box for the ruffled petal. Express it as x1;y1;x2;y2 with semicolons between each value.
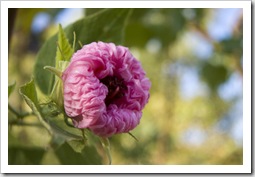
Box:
62;42;151;137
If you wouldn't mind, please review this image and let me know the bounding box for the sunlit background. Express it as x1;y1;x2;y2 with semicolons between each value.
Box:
8;8;243;165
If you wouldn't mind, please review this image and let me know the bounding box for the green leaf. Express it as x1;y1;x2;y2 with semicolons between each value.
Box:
8;146;45;165
19;78;52;133
8;81;16;97
19;79;39;109
19;79;83;140
125;22;153;47
85;8;104;16
125;9;186;48
55;24;74;64
34;8;133;94
8;131;46;165
67;139;86;153
55;142;102;165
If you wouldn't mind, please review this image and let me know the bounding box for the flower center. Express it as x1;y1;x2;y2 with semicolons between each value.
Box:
100;76;127;105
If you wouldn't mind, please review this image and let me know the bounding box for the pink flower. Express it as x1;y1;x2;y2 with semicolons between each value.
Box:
62;42;151;137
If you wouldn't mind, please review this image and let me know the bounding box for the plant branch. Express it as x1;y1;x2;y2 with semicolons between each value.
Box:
9;120;43;128
8;104;34;119
8;8;17;54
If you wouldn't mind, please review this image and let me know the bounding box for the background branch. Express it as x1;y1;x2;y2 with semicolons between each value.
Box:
8;8;17;54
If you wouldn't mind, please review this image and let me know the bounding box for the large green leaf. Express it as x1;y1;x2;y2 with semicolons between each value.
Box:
125;9;187;48
34;8;133;94
9;146;45;165
55;142;102;165
85;8;104;16
8;132;45;165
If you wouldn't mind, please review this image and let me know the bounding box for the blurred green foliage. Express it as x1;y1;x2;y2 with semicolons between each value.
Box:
8;8;243;165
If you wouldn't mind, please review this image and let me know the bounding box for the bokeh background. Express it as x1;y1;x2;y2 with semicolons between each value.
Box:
8;8;243;165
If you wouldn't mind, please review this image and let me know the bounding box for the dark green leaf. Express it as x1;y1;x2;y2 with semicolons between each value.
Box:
125;22;153;47
85;8;104;16
34;8;133;94
8;131;46;165
9;146;45;165
67;139;86;153
8;81;16;97
55;142;102;165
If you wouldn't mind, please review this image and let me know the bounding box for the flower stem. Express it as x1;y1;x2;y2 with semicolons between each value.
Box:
100;137;112;165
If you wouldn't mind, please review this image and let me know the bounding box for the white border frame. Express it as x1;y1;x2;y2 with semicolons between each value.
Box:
1;0;251;174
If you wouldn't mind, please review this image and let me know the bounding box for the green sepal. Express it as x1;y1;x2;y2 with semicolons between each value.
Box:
128;132;139;142
44;66;62;78
44;61;69;110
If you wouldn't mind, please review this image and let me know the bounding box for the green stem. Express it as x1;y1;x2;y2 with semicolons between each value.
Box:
73;31;76;51
78;41;83;48
100;137;112;165
81;129;87;141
